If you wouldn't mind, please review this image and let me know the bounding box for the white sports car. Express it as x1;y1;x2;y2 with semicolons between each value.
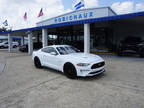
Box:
32;45;105;79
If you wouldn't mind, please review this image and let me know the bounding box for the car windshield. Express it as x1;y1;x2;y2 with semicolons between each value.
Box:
56;46;80;55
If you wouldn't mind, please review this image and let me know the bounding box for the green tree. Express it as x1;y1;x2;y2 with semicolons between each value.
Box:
0;27;12;32
0;27;7;32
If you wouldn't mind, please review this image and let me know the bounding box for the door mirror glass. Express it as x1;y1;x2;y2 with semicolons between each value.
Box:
50;52;57;55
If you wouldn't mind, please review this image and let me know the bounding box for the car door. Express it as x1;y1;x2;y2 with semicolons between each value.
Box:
40;47;59;69
4;42;8;48
45;47;61;70
40;47;63;70
40;47;51;66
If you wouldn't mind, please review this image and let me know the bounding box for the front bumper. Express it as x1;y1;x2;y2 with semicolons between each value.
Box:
76;66;105;77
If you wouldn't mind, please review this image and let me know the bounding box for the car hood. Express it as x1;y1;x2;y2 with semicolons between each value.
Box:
63;53;104;64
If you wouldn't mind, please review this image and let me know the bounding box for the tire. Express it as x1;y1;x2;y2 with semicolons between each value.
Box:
13;45;17;48
34;57;42;68
1;46;4;49
64;63;77;79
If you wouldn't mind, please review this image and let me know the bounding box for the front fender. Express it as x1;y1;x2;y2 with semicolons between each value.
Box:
61;61;77;73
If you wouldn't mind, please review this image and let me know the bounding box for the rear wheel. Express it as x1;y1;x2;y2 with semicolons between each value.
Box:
64;63;77;79
34;57;42;68
1;46;4;49
13;45;17;48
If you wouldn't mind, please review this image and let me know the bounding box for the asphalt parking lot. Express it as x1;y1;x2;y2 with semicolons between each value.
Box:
0;50;144;108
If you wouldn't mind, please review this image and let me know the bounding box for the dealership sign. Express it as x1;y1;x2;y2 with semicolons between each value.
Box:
54;12;93;23
37;7;115;26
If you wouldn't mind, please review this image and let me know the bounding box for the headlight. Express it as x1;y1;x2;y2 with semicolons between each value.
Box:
77;63;90;67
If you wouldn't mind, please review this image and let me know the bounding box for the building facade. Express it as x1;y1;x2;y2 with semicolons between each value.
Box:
1;7;144;54
37;7;117;52
36;7;144;53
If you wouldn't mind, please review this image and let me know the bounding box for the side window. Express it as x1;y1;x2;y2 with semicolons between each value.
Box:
49;48;58;55
41;47;51;53
41;47;58;54
49;48;56;53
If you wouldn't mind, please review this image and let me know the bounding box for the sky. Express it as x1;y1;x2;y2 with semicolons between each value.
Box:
0;0;144;30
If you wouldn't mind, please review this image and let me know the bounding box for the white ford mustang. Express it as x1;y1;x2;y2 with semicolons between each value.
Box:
32;45;105;79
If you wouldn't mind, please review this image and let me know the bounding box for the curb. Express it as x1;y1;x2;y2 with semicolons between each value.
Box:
91;52;116;55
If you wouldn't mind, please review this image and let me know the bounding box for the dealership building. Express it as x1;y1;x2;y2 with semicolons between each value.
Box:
1;7;144;54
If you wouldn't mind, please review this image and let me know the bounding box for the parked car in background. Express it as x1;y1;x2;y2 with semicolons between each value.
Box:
117;36;144;57
19;42;42;52
19;44;28;52
32;45;105;79
12;42;19;48
0;41;8;48
0;41;19;48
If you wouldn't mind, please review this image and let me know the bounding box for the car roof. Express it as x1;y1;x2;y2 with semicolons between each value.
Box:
43;45;71;49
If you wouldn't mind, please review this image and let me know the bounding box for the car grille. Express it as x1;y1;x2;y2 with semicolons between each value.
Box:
91;62;105;69
89;69;104;74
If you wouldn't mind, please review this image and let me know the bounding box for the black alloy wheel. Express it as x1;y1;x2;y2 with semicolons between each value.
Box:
64;63;77;79
34;57;42;68
1;46;4;49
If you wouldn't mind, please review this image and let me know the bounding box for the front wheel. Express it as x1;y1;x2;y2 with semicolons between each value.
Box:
34;57;42;68
13;45;17;48
64;63;77;79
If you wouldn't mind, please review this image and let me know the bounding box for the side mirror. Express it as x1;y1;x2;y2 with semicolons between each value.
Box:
50;52;57;56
